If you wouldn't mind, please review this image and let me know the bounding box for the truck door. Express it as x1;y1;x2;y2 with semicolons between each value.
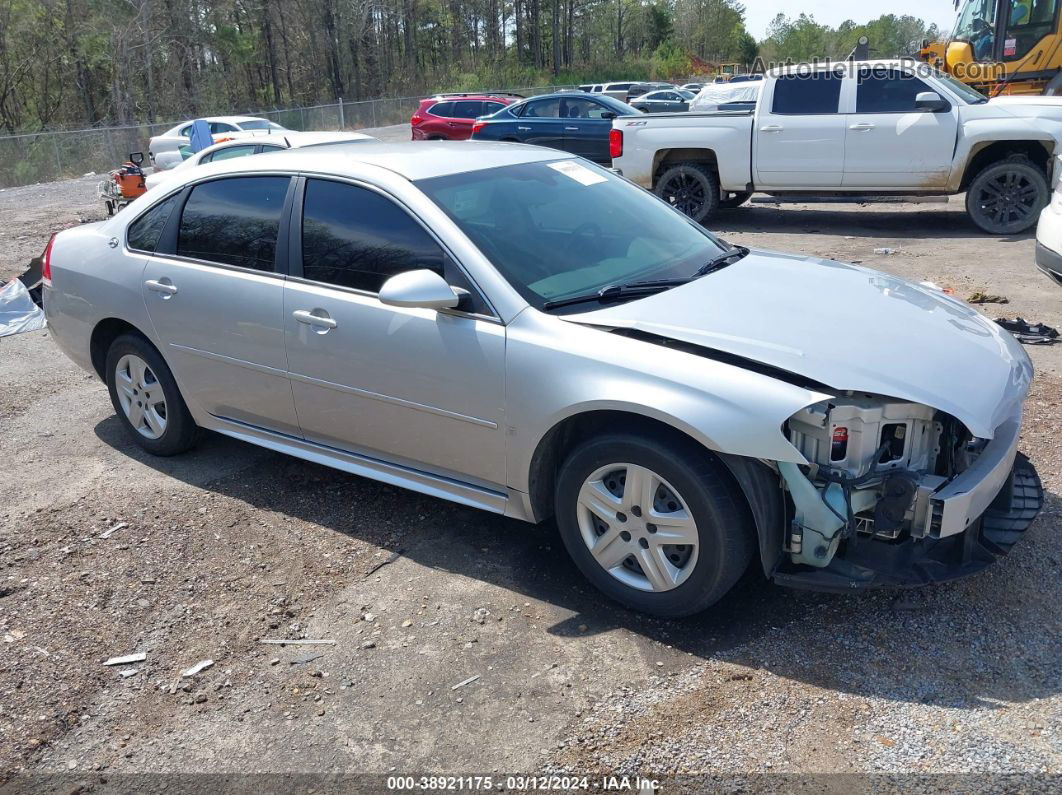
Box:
754;70;846;188
842;67;959;188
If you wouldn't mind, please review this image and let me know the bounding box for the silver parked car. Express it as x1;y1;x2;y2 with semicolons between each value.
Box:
43;142;1042;617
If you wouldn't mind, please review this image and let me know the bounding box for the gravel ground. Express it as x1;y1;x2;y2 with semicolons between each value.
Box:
1;133;1060;782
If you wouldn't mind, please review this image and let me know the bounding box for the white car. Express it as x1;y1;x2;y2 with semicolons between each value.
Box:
147;116;288;165
612;59;1062;234
144;132;374;190
1035;156;1062;285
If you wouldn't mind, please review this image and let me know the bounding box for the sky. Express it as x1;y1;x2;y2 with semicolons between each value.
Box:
744;0;958;40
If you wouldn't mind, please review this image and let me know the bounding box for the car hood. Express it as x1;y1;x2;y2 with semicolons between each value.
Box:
566;250;1032;439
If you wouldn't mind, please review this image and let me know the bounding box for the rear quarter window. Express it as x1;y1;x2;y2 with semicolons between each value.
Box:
128;194;180;253
429;102;455;117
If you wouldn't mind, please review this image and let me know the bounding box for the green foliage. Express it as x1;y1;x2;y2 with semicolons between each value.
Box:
650;41;691;80
760;12;941;63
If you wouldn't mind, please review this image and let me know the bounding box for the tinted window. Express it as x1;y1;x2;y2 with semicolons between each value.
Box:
771;72;842;114
483;101;506;114
429;101;455;117
606;83;632;92
521;98;562;118
203;144;257;163
128;194;179;253
453;101;484;119
301;179;445;293
560;97;613;119
209;122;238;133
177;176;290;271
856;69;936;113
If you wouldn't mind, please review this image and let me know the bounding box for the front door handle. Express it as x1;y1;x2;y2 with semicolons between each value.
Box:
849;123;876;131
517;126;531;131
760;125;784;133
293;309;338;331
145;279;178;296
564;126;579;131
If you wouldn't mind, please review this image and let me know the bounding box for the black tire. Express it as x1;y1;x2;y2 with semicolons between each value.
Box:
105;333;199;456
965;155;1048;235
719;191;752;210
654;163;720;223
554;432;754;617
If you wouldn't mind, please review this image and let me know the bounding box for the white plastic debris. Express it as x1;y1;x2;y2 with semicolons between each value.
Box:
0;279;46;337
103;652;146;666
182;659;214;677
874;247;897;255
119;669;139;678
258;639;336;646
451;674;480;690
98;522;127;539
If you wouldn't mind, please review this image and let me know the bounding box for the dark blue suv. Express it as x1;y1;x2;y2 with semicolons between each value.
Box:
470;93;640;164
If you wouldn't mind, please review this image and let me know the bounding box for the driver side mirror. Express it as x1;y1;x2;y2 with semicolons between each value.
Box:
915;91;948;112
601;111;617;120
128;152;144;165
379;269;461;310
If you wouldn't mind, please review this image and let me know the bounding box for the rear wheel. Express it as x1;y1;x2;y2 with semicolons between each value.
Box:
105;333;199;456
654;163;720;223
554;432;754;617
965;155;1048;235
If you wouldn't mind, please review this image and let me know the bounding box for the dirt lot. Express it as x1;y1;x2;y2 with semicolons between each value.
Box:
1;133;1060;783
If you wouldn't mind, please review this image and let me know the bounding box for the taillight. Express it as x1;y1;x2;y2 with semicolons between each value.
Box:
41;234;56;288
411;114;423;125
830;427;848;461
609;128;623;159
471;121;486;135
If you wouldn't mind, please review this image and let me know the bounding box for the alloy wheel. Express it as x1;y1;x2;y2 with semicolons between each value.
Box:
973;171;1041;230
660;172;707;217
114;353;168;440
575;463;699;593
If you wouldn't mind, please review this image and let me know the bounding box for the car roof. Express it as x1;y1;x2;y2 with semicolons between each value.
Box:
190;140;578;182
194;131;372;157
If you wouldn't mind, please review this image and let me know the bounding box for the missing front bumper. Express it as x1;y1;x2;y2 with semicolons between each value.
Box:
772;454;1043;592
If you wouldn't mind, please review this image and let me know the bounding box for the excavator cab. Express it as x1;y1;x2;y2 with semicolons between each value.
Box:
920;0;1062;94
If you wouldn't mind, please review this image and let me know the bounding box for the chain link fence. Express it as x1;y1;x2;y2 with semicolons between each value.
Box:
0;85;573;189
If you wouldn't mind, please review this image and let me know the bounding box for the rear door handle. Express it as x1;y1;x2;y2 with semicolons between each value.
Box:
760;125;784;133
564;126;579;131
293;309;338;330
849;123;876;131
144;279;177;296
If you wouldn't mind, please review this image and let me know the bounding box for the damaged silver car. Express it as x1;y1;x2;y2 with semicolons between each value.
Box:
43;141;1042;617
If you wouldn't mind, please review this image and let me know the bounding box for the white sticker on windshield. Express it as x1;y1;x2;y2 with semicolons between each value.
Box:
548;160;607;186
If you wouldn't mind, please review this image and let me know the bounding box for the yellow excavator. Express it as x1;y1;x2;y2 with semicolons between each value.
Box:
919;0;1062;95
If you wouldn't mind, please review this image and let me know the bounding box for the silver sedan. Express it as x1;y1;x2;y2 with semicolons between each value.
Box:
43;141;1042;616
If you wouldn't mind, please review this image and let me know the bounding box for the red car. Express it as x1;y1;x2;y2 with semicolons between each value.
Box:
410;93;521;141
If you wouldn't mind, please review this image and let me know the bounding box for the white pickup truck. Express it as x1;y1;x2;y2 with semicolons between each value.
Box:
610;59;1062;234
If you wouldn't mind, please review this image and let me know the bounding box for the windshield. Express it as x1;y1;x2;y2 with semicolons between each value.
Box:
933;68;990;103
238;120;286;131
416;160;728;310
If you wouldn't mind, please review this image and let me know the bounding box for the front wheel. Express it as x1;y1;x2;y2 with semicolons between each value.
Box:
554;433;754;617
965;156;1048;235
654;163;720;223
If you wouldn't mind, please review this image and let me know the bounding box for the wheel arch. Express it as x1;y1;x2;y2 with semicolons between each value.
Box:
958;139;1053;191
526;408;784;577
89;318;157;381
651;148;720;187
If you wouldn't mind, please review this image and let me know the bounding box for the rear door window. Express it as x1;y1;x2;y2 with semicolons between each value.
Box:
482;101;506;114
203;144;258;163
771;72;843;114
429;101;455;118
521;98;562;118
177;176;290;271
453;101;484;118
